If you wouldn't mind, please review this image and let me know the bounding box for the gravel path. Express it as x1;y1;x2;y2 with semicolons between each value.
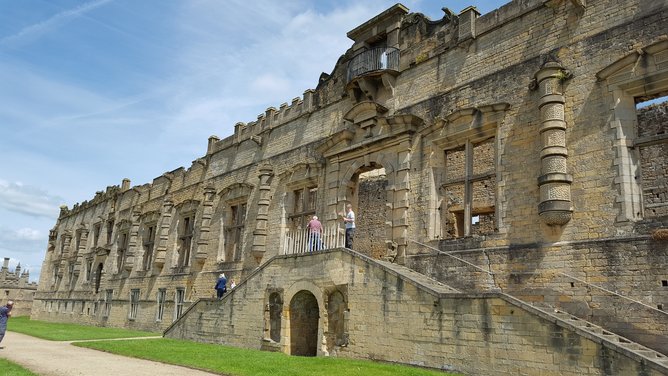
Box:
0;332;221;376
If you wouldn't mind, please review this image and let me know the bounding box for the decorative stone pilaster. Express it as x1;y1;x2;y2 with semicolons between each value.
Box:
74;228;88;274
154;199;174;268
196;186;216;263
535;62;573;225
392;140;411;264
124;209;141;271
252;165;274;264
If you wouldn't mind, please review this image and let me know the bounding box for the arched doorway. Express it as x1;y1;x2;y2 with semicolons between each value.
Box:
289;290;319;356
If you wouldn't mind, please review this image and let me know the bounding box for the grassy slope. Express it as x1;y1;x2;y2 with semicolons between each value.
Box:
7;316;158;341
76;338;460;376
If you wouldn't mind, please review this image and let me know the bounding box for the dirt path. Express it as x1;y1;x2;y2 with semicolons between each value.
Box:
0;332;221;376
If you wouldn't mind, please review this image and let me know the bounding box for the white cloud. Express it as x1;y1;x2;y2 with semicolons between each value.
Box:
14;228;43;241
0;180;62;219
0;0;113;48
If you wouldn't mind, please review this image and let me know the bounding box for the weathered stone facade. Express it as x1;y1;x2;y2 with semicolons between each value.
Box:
33;0;668;374
0;258;37;317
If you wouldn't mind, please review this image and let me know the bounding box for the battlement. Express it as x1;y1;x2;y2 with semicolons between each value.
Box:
207;89;317;155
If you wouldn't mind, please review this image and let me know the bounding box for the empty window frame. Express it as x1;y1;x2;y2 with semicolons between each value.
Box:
177;216;194;268
442;137;496;238
116;232;129;272
225;203;247;261
289;187;317;230
129;289;140;320
174;288;185;321
156;288;166;322
143;224;156;271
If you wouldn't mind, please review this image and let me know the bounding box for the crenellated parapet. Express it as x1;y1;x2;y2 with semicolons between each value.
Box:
207;89;317;155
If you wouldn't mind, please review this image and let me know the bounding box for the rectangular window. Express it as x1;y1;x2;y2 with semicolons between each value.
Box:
117;232;128;272
129;289;140;320
106;220;114;245
177;217;193;268
143;224;155;271
156;288;166;322
104;289;113;317
174;288;185;321
75;231;82;252
289;187;317;230
225;203;246;261
443;138;496;238
93;223;101;247
68;263;76;289
86;259;93;281
93;301;98;315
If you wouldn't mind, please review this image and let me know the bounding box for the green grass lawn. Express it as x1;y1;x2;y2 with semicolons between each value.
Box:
0;358;39;376
7;316;158;341
76;338;459;376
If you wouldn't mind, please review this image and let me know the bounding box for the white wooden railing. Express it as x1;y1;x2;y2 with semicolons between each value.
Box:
282;225;345;255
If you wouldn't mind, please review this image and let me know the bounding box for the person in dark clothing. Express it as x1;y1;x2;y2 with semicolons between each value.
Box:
214;273;227;299
0;300;13;348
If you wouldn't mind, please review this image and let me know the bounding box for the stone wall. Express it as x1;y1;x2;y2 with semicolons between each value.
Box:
166;249;667;376
407;236;668;355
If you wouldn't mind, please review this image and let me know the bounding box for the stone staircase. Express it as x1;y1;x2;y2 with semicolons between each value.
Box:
545;305;668;368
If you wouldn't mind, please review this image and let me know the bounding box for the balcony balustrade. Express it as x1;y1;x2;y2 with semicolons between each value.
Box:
347;47;400;83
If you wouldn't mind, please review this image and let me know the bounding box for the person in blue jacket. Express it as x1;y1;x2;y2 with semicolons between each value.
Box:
214;273;227;299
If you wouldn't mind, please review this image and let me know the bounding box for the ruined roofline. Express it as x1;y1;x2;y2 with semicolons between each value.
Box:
56;0;577;221
207;0;550;155
58;158;209;219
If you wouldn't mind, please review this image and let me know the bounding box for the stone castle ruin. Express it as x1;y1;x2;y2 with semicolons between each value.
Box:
33;0;668;375
0;258;37;317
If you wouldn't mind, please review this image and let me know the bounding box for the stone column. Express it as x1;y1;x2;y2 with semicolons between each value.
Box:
535;62;573;225
196;186;216;264
252;165;274;264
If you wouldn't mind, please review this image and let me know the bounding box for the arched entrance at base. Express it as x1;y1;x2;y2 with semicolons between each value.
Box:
289;290;319;356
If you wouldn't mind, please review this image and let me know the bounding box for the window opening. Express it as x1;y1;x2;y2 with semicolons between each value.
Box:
443;138;496;238
289;187;317;230
117;232;128;272
143;224;155;271
225;203;246;261
129;289;140;320
177;217;193;268
106;220;114;245
93;223;101;248
174;288;185;321
156;288;166;321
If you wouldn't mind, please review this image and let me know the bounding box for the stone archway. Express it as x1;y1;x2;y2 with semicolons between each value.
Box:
289;290;319;356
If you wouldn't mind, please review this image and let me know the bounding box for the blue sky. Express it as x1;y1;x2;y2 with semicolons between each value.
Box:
0;0;506;282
